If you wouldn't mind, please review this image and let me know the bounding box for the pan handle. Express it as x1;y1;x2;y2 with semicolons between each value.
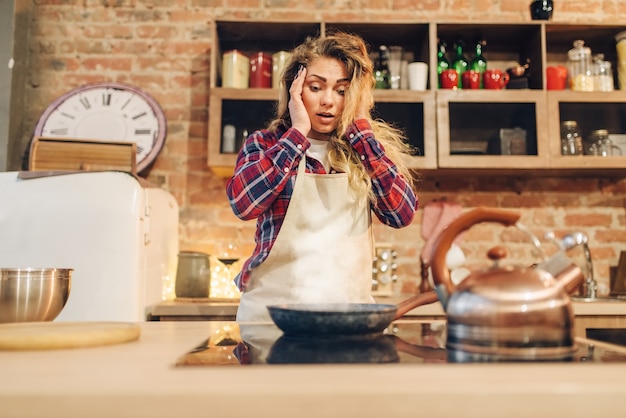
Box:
393;290;439;320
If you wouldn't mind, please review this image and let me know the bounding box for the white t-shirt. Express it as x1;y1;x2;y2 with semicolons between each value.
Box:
306;137;330;172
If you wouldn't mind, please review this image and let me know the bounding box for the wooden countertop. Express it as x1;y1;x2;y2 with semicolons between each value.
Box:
3;320;626;418
150;296;626;320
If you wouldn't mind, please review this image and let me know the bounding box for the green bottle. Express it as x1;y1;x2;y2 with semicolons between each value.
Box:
374;45;391;89
452;39;469;89
437;40;450;88
471;40;488;88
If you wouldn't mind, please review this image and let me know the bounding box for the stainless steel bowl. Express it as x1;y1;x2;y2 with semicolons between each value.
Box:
0;268;72;323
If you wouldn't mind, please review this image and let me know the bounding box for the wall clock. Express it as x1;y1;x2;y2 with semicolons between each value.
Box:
31;81;167;174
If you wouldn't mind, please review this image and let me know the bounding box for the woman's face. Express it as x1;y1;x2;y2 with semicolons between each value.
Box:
301;57;350;140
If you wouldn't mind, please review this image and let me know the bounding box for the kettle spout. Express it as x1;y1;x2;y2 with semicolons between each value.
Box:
536;251;585;295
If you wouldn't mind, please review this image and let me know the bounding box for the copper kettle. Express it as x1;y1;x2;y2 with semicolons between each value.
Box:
429;207;585;360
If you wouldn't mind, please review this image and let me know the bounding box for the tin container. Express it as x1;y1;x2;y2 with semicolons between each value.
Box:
272;51;292;89
222;50;250;89
249;52;272;88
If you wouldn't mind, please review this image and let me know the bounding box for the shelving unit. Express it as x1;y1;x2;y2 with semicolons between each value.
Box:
436;89;550;169
207;20;626;177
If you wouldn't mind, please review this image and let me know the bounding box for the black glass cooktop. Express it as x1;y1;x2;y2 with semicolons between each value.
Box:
176;320;626;366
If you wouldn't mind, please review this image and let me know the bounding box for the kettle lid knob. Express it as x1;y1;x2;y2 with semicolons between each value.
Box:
487;246;507;264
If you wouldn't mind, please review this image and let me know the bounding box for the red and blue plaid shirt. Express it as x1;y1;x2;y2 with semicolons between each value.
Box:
226;119;418;291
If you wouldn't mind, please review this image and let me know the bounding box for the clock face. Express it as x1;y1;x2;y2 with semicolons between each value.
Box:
33;81;167;173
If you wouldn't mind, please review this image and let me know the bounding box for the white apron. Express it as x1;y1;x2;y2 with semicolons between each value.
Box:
236;156;374;322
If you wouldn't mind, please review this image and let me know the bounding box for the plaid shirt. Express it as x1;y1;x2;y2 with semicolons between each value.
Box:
226;119;418;291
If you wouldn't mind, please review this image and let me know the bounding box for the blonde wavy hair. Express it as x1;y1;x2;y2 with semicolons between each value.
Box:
268;31;417;201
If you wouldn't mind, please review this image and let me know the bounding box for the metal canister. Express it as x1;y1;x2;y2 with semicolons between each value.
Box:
222;50;250;89
175;251;211;298
249;52;272;88
272;51;292;89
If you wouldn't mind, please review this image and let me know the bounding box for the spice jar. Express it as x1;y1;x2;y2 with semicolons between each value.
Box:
560;120;583;156
567;40;593;91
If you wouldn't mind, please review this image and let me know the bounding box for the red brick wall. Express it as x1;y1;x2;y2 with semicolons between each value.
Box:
16;0;626;297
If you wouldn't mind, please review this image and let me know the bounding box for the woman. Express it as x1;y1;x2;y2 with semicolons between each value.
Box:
226;32;418;322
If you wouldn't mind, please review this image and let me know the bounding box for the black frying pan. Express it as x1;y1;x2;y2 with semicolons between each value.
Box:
266;291;440;337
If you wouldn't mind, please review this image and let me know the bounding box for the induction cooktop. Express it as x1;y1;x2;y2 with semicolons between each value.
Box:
175;320;626;366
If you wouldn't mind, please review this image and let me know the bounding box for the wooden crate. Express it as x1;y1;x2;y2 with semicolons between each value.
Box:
29;137;137;174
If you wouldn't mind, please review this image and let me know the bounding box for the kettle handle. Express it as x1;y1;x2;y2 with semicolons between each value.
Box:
430;207;521;299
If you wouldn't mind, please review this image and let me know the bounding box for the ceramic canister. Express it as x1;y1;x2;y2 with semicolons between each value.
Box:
272;51;292;89
222;50;250;89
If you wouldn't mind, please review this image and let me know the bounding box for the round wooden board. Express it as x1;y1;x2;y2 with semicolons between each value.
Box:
0;322;141;351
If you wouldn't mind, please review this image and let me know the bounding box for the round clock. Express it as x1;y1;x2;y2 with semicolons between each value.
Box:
31;81;167;174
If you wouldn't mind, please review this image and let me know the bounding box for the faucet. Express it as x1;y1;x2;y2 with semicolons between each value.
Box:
563;231;597;299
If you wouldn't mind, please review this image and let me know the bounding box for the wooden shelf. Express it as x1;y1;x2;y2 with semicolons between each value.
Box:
207;20;626;177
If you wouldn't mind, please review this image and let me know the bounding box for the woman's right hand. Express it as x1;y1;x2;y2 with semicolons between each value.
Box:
288;65;311;137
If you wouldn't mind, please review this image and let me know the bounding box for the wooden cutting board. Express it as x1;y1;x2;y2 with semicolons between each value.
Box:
0;322;141;351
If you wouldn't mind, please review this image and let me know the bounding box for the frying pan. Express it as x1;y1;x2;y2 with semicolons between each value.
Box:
266;291;440;337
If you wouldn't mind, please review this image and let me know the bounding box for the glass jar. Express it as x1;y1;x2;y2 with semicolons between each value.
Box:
588;129;612;157
593;54;614;92
616;31;626;90
560;120;583;156
567;40;593;91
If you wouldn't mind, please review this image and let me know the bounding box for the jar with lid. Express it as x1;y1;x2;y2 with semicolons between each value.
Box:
593;54;614;92
588;129;613;157
567;40;594;91
560;120;583;156
616;31;626;90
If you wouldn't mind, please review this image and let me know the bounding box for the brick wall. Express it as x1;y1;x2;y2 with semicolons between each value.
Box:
13;0;626;297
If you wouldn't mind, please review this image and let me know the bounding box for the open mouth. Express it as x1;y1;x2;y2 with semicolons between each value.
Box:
316;113;335;124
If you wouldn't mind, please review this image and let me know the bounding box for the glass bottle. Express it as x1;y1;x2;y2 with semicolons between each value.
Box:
470;40;488;88
452;39;469;89
567;40;593;91
560;120;583;156
436;40;450;88
374;45;391;89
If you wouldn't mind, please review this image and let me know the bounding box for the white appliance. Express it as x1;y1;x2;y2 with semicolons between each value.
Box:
0;171;179;322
